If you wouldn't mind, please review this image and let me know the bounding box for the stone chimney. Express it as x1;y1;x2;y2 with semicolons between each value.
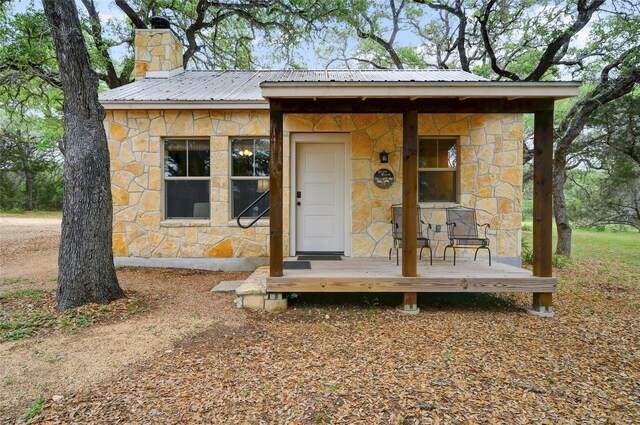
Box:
134;17;183;80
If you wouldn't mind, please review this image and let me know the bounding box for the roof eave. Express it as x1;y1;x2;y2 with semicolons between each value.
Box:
260;81;581;100
99;100;270;110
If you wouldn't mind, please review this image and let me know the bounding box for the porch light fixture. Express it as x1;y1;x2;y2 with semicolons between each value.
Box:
379;151;389;163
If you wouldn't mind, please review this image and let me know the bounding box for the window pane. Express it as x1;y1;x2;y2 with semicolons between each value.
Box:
187;140;210;176
164;140;187;177
419;171;456;202
439;139;457;168
419;138;457;168
165;180;210;219
231;139;256;176
231;138;270;177
419;139;438;168
254;139;270;176
232;179;270;219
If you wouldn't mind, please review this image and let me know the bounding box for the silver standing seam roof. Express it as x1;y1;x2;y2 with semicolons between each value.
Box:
99;69;579;107
99;69;488;103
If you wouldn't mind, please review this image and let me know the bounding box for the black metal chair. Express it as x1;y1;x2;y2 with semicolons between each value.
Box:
444;206;491;266
389;204;433;265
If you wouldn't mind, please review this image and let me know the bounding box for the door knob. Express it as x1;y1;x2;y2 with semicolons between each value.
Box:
296;202;301;206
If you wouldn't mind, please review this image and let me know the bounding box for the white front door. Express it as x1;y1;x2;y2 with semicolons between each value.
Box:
296;143;345;253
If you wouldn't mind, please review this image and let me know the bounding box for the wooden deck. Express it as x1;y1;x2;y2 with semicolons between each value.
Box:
266;258;556;293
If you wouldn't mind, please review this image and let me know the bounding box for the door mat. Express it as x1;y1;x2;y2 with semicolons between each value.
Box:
284;261;311;269
297;255;342;261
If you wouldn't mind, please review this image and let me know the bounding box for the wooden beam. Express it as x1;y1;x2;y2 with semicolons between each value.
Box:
533;292;553;308
403;292;417;306
402;110;418;277
270;98;555;114
266;276;557;293
533;109;554;278
533;108;554;310
269;107;283;277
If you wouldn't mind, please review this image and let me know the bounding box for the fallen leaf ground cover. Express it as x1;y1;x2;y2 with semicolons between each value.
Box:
33;257;640;424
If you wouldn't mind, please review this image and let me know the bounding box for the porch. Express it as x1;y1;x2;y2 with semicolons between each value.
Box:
266;257;556;294
260;78;578;316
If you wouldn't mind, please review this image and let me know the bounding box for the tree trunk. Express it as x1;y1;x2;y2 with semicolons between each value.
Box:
24;171;33;210
552;155;572;256
42;0;124;310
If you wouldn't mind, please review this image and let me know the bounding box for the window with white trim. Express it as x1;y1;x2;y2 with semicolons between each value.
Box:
163;139;210;219
230;138;270;219
418;137;458;202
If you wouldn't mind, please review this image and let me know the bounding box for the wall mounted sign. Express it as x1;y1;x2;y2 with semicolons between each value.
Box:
373;168;395;189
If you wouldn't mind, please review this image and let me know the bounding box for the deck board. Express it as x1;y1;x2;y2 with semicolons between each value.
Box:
266;258;556;293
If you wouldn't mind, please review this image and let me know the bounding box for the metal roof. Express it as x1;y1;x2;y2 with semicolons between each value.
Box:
99;69;580;109
99;69;488;103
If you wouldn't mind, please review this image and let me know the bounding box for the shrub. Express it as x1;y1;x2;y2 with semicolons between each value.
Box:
521;236;534;265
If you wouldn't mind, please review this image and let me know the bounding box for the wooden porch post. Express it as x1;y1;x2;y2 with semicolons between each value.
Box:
269;106;284;277
532;106;554;314
402;110;418;277
402;110;418;312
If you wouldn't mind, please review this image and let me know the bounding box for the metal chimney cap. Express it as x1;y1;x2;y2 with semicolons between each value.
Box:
150;16;171;29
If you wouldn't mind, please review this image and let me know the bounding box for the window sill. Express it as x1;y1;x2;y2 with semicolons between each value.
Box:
228;219;270;228
419;202;460;209
160;220;211;228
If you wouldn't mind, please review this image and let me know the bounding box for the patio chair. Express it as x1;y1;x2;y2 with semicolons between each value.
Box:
444;206;491;266
389;204;433;266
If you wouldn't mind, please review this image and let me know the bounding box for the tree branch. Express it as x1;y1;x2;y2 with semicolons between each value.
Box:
114;0;147;29
477;0;521;81
525;0;606;81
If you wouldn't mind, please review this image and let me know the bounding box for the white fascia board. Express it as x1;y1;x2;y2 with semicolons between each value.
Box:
144;68;186;79
100;101;270;110
260;82;580;100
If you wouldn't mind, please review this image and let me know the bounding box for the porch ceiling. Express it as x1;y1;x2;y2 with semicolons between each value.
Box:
268;96;559;114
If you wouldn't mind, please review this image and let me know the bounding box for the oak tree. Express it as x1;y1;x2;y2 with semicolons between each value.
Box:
42;0;124;310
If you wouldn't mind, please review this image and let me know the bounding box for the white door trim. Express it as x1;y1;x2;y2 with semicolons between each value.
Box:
289;133;352;256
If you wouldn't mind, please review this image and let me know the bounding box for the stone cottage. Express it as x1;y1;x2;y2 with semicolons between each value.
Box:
100;27;578;315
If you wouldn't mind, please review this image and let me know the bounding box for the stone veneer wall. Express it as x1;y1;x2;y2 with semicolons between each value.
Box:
106;110;523;262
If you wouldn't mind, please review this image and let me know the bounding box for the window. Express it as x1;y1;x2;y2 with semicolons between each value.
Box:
163;139;210;219
230;138;270;219
418;137;458;202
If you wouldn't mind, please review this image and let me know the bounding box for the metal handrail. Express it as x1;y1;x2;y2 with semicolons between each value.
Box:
236;189;270;229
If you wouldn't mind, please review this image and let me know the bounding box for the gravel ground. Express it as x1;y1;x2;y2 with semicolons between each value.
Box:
0;217;60;281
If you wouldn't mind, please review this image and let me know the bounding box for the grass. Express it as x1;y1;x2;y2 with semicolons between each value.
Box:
1;277;28;287
0;289;47;302
0;289;152;342
24;398;45;421
522;222;639;266
2;310;57;341
0;210;62;218
571;230;640;265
